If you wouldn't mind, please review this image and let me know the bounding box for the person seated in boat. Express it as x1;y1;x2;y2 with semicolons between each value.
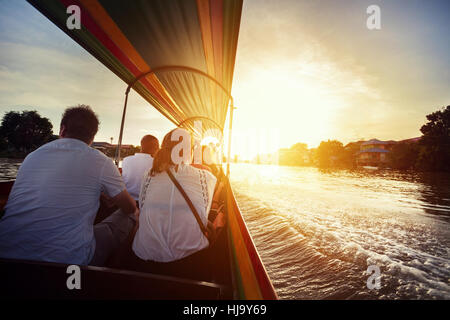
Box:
200;144;222;178
0;105;138;266
191;144;226;224
122;134;159;203
190;142;215;173
204;144;227;235
128;128;225;280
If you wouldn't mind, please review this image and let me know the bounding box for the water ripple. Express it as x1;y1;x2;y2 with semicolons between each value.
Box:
230;164;450;300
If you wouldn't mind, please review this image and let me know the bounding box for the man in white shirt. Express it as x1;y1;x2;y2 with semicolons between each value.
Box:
122;135;159;201
0;105;138;266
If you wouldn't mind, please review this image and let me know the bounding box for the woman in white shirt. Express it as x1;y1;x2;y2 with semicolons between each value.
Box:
129;129;221;279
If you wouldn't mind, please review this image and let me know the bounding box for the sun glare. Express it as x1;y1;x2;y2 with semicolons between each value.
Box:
231;63;348;160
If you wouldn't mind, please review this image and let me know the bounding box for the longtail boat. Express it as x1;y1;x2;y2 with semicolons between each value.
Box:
0;0;277;300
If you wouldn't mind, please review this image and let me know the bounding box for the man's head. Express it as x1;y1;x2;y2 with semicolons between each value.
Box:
59;105;99;145
141;135;159;156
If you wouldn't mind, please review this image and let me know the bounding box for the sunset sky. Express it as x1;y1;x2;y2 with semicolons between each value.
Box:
0;0;449;159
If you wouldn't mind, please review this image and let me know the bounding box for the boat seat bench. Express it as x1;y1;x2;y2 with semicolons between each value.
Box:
0;258;229;299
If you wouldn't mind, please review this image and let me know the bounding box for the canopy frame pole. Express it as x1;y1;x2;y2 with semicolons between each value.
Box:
114;65;235;172
114;88;130;166
226;101;235;177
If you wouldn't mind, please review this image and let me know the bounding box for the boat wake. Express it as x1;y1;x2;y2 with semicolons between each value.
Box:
230;164;450;300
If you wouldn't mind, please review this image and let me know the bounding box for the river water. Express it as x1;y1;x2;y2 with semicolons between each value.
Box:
229;163;450;299
0;158;21;181
1;159;449;299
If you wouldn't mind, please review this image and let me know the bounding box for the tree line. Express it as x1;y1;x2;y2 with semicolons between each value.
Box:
278;105;450;172
0;110;56;157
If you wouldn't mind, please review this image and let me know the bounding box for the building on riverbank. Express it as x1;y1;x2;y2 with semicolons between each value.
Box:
356;139;396;166
356;138;422;167
92;142;136;158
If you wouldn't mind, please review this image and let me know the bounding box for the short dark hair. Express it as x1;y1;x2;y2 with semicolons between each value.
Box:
60;105;99;143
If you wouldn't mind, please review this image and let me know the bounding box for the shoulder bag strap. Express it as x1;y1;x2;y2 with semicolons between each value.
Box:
165;169;209;239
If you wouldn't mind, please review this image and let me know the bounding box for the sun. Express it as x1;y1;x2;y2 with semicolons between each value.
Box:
229;63;347;160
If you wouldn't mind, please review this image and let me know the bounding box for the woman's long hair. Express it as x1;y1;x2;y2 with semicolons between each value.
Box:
150;129;190;176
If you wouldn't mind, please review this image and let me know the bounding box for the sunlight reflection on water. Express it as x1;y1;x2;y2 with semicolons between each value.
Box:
229;163;450;300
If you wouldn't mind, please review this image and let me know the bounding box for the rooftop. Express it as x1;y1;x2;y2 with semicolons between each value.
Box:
358;147;390;154
361;139;397;146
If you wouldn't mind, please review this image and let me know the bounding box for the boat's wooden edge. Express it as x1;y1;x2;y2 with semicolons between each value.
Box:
225;179;279;300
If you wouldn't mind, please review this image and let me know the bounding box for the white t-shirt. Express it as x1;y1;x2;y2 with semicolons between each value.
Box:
132;164;217;262
0;138;125;265
122;153;154;201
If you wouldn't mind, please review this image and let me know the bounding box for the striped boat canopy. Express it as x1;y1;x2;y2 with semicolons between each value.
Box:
27;0;243;136
27;0;278;300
